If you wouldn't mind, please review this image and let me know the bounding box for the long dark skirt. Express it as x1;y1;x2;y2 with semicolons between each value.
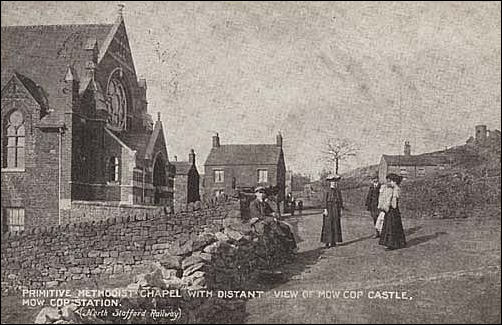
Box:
321;210;342;245
379;207;406;249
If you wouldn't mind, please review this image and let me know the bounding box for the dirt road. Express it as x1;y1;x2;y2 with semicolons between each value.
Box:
245;206;501;324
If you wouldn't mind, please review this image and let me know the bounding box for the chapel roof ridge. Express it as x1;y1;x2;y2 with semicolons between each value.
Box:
1;23;113;30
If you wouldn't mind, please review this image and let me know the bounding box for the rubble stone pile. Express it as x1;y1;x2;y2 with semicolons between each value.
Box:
33;217;297;324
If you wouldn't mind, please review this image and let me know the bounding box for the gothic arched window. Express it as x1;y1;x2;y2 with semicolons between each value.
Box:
106;70;128;130
4;110;25;169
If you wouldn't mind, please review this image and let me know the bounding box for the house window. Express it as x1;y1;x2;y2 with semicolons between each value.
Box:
214;170;224;183
257;169;268;183
4;110;25;169
108;157;120;182
399;167;408;176
417;167;426;177
3;208;25;232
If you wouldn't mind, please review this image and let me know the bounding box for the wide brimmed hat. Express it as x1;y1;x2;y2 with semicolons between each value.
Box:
254;186;266;193
386;173;403;185
326;173;341;181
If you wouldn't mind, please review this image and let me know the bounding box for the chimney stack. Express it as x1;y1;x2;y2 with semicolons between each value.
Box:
276;131;283;147
404;141;411;156
84;38;98;82
84;38;98;64
212;133;220;148
189;149;195;165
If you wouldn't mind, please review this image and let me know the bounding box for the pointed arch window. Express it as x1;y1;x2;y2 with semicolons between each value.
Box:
106;69;128;130
4;110;25;169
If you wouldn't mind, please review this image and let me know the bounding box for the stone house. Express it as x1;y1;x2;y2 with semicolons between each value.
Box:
1;8;173;231
172;149;200;211
203;132;286;203
378;142;451;182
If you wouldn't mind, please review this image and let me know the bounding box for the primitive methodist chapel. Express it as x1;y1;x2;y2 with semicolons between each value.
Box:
1;8;173;231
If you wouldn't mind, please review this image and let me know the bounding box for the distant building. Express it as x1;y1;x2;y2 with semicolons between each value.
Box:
379;142;451;182
285;170;293;196
172;150;200;211
199;173;206;201
203;132;286;202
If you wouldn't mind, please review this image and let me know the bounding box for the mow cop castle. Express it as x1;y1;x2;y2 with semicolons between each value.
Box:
1;8;174;231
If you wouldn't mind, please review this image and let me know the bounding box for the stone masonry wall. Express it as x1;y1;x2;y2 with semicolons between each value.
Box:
1;198;241;291
173;175;188;212
61;201;167;225
31;215;298;324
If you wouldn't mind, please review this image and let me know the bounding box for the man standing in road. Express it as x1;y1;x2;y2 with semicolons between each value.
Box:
365;175;381;238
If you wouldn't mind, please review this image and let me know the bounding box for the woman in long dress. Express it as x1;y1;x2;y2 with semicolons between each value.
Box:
321;174;343;248
379;173;406;250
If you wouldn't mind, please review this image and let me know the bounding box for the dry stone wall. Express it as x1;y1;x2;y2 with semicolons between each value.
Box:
1;198;242;292
61;201;167;225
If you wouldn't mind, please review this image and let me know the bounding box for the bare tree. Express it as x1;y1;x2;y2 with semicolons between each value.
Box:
321;138;359;174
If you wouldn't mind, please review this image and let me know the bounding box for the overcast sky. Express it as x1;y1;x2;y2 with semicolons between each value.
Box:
2;1;500;177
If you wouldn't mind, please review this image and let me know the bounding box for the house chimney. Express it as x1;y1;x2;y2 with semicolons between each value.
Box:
84;38;98;64
276;131;283;147
83;38;98;83
404;141;411;156
189;149;195;165
212;133;220;148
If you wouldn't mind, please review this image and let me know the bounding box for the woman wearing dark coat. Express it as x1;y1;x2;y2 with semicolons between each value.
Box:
321;174;343;248
379;173;406;250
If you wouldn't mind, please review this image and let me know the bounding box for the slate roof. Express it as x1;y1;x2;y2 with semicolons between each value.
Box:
117;131;152;167
14;72;50;114
382;154;451;167
205;144;282;166
172;161;193;175
1;23;114;125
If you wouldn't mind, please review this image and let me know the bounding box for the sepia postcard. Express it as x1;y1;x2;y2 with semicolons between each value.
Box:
1;1;500;324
